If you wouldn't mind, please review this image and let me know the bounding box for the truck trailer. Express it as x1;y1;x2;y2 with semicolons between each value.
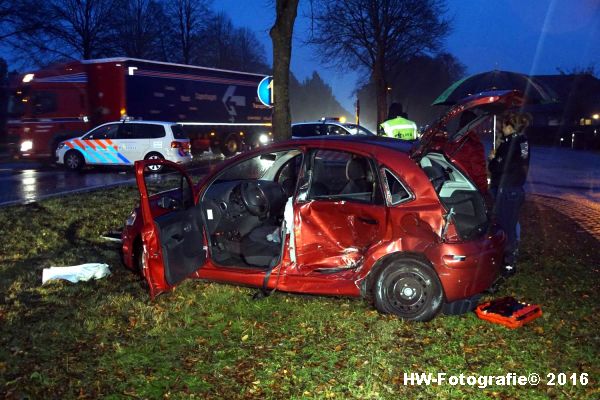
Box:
6;57;272;159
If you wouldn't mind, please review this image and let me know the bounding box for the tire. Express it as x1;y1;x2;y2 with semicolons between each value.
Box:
144;152;164;172
64;150;85;171
373;257;443;322
221;134;240;157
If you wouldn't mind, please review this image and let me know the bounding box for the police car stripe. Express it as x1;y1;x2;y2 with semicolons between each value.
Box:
72;139;102;163
91;140;123;164
84;140;96;150
83;139;117;164
97;144;120;164
80;139;111;164
104;143;132;164
94;139;107;149
64;138;135;165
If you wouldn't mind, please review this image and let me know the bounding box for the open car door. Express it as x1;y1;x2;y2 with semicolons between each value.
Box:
135;159;207;298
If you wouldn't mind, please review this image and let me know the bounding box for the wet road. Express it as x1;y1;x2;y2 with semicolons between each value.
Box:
1;145;598;211
0;158;218;207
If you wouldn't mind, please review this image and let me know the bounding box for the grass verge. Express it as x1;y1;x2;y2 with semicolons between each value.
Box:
0;190;598;399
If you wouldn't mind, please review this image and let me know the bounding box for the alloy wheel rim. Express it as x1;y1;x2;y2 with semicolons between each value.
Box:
66;154;79;169
147;155;161;171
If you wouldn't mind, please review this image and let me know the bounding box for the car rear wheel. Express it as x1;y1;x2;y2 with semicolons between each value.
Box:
373;257;443;321
64;150;84;171
144;152;164;172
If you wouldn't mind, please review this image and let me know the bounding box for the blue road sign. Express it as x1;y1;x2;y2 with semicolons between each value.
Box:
257;76;273;107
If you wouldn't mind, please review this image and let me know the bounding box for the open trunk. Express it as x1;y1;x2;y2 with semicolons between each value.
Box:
420;152;488;240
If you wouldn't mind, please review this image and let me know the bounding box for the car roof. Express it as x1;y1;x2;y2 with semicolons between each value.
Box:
292;121;343;125
272;134;414;153
102;120;177;126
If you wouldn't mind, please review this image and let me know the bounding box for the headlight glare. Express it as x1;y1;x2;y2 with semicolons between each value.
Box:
20;140;33;152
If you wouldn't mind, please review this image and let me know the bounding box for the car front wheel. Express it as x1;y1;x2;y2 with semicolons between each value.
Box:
373;257;443;321
64;150;84;171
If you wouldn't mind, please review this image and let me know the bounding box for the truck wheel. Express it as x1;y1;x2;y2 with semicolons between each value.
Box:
221;135;240;157
373;256;443;322
64;150;85;171
144;152;164;172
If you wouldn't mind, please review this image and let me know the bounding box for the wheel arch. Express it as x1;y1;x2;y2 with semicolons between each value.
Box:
63;148;86;169
360;251;446;301
144;150;165;159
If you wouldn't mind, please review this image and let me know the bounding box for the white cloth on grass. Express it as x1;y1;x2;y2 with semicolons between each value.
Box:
42;263;111;284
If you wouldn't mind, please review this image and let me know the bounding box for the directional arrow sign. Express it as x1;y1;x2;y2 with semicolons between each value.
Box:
222;85;246;121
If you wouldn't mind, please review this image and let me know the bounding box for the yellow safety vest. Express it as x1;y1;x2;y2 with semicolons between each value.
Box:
380;116;417;140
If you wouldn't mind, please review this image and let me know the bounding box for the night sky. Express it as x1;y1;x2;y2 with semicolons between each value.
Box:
217;0;600;112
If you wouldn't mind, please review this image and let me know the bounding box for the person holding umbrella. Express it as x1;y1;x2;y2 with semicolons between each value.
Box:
488;111;531;276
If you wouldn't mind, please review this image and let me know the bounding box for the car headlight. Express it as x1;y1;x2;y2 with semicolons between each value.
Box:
125;210;137;226
20;140;33;152
56;142;66;150
258;133;270;144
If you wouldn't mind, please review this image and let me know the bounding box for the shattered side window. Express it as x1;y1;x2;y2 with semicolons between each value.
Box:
382;168;412;205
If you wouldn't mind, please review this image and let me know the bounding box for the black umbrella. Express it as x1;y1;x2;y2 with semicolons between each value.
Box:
433;70;558;105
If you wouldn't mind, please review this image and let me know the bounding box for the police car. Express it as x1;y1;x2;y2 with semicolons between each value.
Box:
56;121;192;171
292;118;375;138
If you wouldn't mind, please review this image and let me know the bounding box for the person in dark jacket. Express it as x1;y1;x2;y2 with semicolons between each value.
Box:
488;111;531;275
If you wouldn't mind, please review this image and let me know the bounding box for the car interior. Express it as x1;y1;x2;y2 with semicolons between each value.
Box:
200;149;383;270
201;150;301;269
303;150;382;204
420;152;488;239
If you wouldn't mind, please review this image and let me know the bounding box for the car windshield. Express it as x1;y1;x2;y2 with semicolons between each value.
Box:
342;124;375;135
215;149;302;182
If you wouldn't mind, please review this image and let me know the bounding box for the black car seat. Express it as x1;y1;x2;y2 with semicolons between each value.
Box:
241;225;281;268
341;157;373;194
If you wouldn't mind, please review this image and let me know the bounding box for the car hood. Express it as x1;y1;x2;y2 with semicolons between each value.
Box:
411;90;524;160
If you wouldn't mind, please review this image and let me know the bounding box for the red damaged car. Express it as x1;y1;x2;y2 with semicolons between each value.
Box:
121;90;522;321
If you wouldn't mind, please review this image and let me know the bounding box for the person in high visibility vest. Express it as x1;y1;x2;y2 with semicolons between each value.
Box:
380;102;418;140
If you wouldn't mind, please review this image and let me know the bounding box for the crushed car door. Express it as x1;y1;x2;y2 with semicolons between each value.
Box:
293;149;387;273
135;159;207;297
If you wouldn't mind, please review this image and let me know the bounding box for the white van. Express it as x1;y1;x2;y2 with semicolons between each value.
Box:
56;121;192;171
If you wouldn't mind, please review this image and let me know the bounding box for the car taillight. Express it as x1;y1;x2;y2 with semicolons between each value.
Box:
171;141;190;149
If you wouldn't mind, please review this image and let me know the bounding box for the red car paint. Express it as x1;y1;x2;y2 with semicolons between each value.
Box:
121;91;520;320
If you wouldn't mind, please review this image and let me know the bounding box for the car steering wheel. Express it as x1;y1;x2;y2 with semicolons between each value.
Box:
240;181;270;218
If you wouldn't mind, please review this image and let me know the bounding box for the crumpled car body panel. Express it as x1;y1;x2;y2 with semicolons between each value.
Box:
122;131;505;305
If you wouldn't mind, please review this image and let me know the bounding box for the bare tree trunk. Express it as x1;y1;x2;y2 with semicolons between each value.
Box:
269;0;299;141
373;55;387;130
